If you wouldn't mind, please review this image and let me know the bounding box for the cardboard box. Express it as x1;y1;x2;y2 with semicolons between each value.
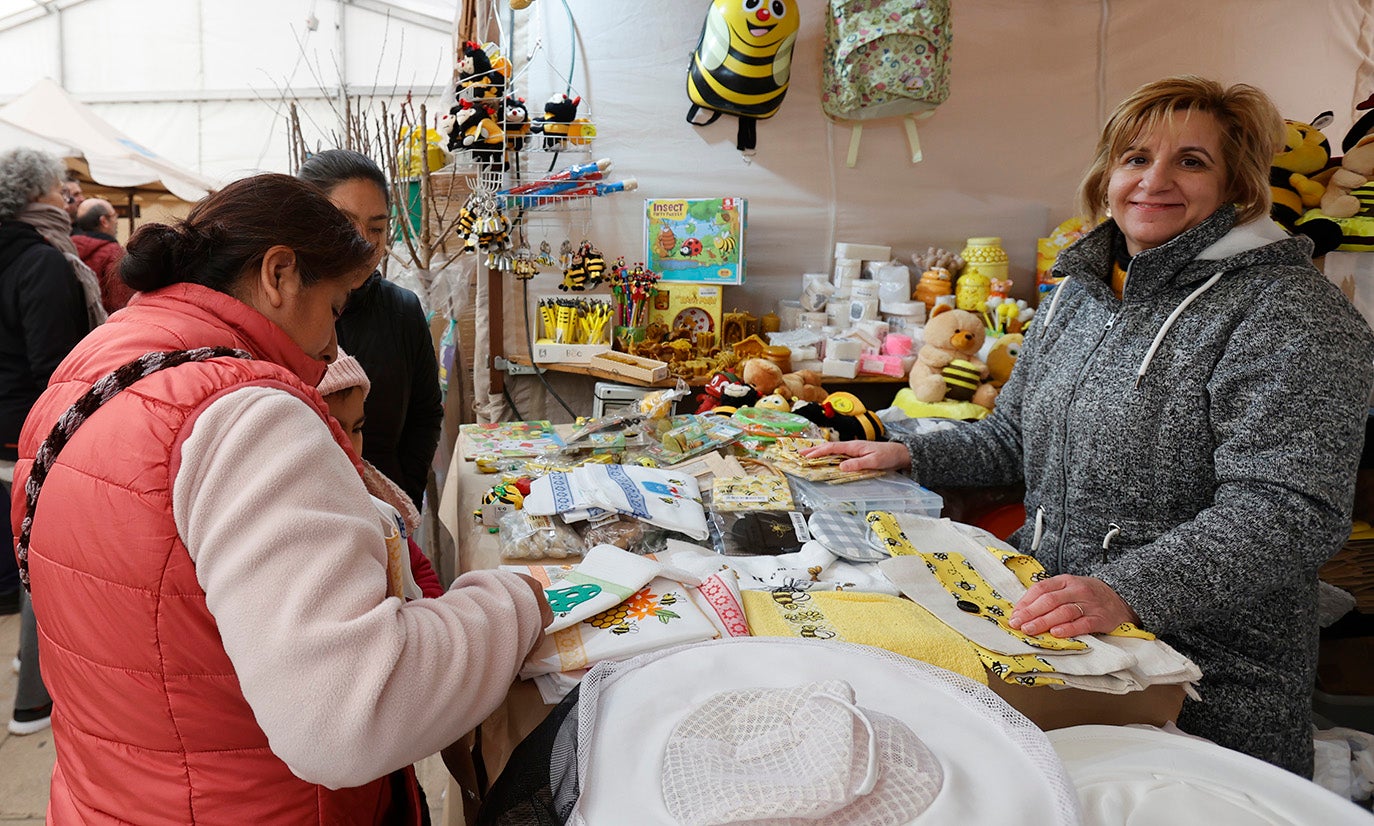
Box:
587;351;670;383
987;678;1184;730
532;294;613;364
530;342;612;364
647;284;723;343
645;197;746;285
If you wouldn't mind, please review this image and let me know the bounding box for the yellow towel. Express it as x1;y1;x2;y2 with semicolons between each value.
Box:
742;589;987;685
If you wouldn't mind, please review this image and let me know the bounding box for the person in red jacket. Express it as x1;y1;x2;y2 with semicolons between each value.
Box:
14;174;550;824
71;197;133;312
319;347;444;599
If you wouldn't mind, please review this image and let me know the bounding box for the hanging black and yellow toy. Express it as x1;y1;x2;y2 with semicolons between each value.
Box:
686;0;799;153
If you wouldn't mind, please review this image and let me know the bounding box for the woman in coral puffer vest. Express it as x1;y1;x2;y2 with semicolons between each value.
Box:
12;174;551;824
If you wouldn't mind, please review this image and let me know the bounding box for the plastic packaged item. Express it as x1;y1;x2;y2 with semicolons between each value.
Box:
850;279;880;300
729;407;817;439
833;242;892;261
800;273;833;312
644;416;744;464
711;474;795;512
833;258;862;290
875;262;912;308
777;298;803;330
822;358;858;379
710;509;814;556
499;509;588;560
789;473;944;516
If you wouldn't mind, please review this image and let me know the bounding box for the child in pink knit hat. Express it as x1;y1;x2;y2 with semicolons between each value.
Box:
320;349;443;599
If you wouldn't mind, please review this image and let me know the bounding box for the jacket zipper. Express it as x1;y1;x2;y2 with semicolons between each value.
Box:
1055;273;1123;573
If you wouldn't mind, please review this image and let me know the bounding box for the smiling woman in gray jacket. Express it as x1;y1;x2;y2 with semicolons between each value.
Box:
808;76;1374;776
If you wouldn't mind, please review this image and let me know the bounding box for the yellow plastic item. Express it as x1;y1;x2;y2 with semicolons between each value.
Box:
890;387;990;420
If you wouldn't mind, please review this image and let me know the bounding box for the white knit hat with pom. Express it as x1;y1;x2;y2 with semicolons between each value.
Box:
318;347;371;398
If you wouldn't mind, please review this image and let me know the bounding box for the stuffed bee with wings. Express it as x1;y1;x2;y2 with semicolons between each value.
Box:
686;0;799;153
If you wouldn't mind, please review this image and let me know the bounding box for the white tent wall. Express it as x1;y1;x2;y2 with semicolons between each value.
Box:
0;0;454;182
488;0;1372;421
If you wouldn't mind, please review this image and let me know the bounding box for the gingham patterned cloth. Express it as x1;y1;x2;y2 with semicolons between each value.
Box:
807;511;888;562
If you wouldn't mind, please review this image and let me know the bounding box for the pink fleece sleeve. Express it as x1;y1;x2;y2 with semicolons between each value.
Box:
172;387;544;789
407;537;445;599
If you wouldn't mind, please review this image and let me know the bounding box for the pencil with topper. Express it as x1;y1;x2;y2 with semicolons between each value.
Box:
609;258;660;330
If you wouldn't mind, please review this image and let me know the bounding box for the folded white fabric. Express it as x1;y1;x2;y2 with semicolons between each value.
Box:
661;679;944;826
665;539;901;596
515;544;699;634
520;575;719;678
687;567;751;639
877;514;1200;695
1050;724;1372;825
525;464;709;540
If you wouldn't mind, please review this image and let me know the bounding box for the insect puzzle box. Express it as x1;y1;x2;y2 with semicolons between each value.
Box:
647;284;723;345
645;197;746;285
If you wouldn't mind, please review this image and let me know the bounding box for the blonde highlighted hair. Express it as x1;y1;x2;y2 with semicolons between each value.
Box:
1076;75;1284;225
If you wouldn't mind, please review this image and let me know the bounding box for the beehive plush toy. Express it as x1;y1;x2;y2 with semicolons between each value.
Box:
909;305;995;407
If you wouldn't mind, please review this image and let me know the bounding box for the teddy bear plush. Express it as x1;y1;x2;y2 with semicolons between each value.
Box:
1322;95;1374;219
741;358;828;404
909;305;995;407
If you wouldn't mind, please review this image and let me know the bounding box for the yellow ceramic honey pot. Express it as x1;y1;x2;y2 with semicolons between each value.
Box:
957;237;1008;312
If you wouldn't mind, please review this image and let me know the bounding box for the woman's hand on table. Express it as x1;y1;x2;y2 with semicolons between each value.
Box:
800;440;912;472
1008;574;1141;638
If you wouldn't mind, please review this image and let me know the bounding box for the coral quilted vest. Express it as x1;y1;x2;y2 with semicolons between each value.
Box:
13;283;417;825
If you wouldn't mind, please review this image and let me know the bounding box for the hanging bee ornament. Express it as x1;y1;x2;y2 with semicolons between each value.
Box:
457;191;513;269
559;240;607;291
512;246;538;281
535;239;556;267
686;0;800;152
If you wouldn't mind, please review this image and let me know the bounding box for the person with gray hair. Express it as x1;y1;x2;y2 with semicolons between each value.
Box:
73;197;132;311
0;147;101;735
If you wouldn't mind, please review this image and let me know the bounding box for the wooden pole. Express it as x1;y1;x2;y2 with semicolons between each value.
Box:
126;191;136;233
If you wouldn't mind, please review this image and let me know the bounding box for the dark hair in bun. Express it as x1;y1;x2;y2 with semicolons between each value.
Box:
120;173;375;294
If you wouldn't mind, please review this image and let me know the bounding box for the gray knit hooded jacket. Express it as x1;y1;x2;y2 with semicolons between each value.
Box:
895;205;1374;776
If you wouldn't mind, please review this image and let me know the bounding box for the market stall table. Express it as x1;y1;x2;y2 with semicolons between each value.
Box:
436;427;1186;824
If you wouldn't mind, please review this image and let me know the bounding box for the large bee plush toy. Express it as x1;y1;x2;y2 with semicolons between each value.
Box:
686;0;800;152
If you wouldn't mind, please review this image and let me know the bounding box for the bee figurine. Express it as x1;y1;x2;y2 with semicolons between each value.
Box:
511;247;538;281
560;249;588;291
580;242;608;288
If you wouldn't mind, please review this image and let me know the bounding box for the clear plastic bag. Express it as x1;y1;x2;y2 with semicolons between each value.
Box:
499;509;588;560
709;509;813;556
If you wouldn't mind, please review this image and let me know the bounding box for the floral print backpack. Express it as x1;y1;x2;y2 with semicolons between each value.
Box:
821;0;952;166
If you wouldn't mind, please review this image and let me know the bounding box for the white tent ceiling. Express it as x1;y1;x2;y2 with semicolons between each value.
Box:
0;0;457;185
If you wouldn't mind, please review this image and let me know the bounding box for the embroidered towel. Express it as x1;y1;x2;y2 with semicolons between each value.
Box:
514;544;700;634
519;576;719;678
741;588;986;684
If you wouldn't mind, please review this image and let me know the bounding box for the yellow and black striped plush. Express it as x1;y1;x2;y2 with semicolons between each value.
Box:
1298;183;1374;252
942;358;984;401
686;0;799;150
